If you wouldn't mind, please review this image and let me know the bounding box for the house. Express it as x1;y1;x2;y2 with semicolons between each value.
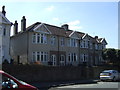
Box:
0;6;12;64
10;17;107;66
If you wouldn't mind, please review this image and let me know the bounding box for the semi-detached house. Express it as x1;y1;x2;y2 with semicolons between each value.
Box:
10;17;107;66
0;6;12;64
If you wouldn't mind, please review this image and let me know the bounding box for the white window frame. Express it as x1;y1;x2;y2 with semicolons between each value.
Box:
44;52;48;62
37;52;40;61
60;37;65;46
68;38;77;47
60;55;65;66
51;55;56;66
32;33;36;43
32;51;48;63
32;33;47;44
80;54;88;62
68;53;71;62
51;36;56;45
95;44;98;50
90;42;93;49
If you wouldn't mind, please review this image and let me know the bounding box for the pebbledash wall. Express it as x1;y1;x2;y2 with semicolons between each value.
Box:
2;65;119;83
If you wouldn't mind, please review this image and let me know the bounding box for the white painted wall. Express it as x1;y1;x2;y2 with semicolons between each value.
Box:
0;12;11;63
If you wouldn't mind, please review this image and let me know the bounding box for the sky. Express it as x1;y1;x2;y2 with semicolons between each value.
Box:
0;1;118;49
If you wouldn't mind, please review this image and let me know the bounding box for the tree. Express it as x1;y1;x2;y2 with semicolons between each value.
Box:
102;48;117;65
116;50;120;65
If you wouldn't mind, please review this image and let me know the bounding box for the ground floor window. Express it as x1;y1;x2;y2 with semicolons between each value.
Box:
32;51;48;62
80;54;88;62
67;53;77;62
60;55;65;66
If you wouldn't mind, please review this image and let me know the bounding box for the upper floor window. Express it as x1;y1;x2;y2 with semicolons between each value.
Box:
95;44;98;50
68;38;77;47
60;37;65;46
37;34;40;43
32;33;47;44
102;44;106;49
3;28;6;36
51;36;56;45
80;40;90;48
90;42;93;49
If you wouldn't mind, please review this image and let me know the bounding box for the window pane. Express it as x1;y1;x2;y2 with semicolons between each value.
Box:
41;34;44;43
37;52;40;61
37;34;40;43
41;52;43;62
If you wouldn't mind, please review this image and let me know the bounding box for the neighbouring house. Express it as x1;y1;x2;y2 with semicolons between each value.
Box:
0;6;12;64
10;17;107;66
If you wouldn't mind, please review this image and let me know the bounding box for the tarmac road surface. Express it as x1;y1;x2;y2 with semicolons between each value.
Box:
49;81;120;90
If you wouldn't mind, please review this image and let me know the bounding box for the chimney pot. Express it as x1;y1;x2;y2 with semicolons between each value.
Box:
21;16;26;32
14;20;18;35
2;6;6;16
95;36;98;39
61;24;69;30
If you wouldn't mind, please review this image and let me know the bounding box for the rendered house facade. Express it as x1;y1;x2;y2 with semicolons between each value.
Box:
0;6;11;64
10;17;107;66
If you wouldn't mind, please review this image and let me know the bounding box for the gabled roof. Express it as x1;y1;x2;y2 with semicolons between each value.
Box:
94;37;107;45
20;21;107;45
44;23;67;37
26;22;87;39
0;12;11;25
26;22;80;38
98;38;107;44
33;23;52;34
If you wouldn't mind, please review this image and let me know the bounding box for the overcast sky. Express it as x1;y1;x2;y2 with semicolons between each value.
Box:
0;1;118;49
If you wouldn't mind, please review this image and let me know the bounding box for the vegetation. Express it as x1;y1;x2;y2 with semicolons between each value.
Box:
102;48;120;66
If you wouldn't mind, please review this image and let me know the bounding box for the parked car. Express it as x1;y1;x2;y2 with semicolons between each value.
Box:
100;70;120;81
0;70;38;90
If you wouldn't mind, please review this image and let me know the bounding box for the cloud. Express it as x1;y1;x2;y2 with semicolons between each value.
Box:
67;20;80;25
46;6;54;12
53;18;59;21
67;20;83;30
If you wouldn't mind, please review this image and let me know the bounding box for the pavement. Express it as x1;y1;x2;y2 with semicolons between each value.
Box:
30;79;99;90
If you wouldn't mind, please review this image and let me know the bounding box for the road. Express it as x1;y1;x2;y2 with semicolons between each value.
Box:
49;81;120;90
